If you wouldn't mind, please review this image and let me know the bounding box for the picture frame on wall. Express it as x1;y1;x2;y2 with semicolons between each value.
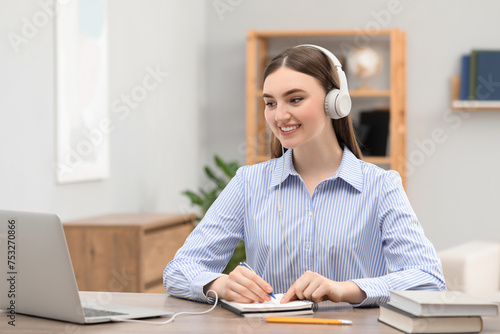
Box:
54;0;109;184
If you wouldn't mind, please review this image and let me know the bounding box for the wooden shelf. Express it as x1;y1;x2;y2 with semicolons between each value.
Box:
350;88;391;97
255;155;270;163
251;29;396;38
246;28;407;187
451;100;500;111
450;75;500;111
364;156;391;165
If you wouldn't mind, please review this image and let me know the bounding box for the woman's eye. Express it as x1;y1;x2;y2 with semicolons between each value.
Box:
265;101;276;107
290;97;303;104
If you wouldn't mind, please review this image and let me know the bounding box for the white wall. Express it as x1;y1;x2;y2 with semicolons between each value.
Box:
203;0;500;250
0;0;207;221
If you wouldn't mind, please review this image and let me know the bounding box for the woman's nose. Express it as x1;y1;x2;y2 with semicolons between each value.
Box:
274;104;290;121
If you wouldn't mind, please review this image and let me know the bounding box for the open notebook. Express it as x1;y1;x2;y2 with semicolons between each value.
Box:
219;294;317;317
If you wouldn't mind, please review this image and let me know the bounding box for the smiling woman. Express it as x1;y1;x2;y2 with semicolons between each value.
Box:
163;45;445;308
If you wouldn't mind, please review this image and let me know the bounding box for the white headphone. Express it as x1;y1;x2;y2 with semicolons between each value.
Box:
297;44;352;119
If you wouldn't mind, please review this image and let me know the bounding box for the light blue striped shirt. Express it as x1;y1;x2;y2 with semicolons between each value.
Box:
163;147;446;306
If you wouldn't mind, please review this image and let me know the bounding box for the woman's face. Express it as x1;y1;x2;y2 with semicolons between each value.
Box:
263;67;332;151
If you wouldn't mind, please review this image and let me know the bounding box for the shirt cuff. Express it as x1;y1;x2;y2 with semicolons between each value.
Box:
349;278;391;307
191;271;226;303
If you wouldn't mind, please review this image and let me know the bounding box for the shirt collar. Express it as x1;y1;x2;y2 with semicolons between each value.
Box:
269;146;364;192
332;146;364;192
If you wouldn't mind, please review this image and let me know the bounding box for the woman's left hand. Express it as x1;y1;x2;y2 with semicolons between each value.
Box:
280;271;366;304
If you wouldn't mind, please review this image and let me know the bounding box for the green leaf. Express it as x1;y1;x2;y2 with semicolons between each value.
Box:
182;190;203;206
215;155;231;179
215;155;239;179
204;166;218;182
227;162;239;177
205;166;226;189
198;189;216;214
198;188;209;198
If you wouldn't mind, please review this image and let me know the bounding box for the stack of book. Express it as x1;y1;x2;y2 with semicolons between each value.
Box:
459;50;500;101
379;290;499;333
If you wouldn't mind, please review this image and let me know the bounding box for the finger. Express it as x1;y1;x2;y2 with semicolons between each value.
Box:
224;288;255;303
227;270;266;303
242;276;271;302
281;279;306;304
239;267;274;302
302;278;322;301
281;271;317;303
289;274;313;300
230;267;274;303
281;286;298;304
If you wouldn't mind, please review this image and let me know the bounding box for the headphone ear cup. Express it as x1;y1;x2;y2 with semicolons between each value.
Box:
324;86;352;119
335;91;352;118
324;89;340;119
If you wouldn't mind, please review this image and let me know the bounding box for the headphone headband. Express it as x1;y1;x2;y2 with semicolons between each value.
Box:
298;44;343;68
295;44;351;119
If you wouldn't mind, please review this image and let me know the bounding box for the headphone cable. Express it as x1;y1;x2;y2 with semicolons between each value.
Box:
277;146;296;284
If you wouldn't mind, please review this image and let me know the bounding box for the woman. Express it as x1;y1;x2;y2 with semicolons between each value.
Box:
163;45;445;307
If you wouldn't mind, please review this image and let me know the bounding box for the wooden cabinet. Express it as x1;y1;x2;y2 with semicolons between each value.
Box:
245;29;407;186
63;213;195;293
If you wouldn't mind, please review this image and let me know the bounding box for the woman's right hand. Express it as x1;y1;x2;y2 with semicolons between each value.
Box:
205;266;274;303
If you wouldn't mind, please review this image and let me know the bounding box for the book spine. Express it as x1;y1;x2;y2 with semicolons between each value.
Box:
459;55;470;100
468;50;478;100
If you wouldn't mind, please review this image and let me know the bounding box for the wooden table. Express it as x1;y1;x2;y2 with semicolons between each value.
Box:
2;292;499;333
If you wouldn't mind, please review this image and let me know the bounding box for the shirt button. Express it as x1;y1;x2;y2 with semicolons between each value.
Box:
308;211;313;217
306;243;310;249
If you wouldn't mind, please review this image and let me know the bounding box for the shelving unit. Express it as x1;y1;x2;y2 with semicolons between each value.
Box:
450;75;500;111
245;28;407;186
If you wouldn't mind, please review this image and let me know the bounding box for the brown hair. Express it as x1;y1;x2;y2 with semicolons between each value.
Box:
263;46;363;159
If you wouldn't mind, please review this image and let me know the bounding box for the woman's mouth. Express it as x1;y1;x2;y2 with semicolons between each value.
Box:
279;124;300;135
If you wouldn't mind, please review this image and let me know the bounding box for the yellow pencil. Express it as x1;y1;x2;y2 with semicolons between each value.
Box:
264;316;352;325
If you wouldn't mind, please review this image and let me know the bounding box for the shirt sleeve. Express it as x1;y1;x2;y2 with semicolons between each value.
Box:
350;170;446;307
163;167;246;302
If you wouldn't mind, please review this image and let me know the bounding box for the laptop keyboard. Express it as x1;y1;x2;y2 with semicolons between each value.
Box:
83;307;128;318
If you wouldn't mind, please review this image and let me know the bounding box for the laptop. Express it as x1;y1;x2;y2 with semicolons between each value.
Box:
0;210;172;324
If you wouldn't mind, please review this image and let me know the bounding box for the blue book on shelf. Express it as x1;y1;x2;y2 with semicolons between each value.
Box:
470;50;500;100
459;54;470;100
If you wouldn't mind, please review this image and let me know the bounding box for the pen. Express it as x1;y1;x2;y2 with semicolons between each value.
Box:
239;262;276;299
264;316;352;325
